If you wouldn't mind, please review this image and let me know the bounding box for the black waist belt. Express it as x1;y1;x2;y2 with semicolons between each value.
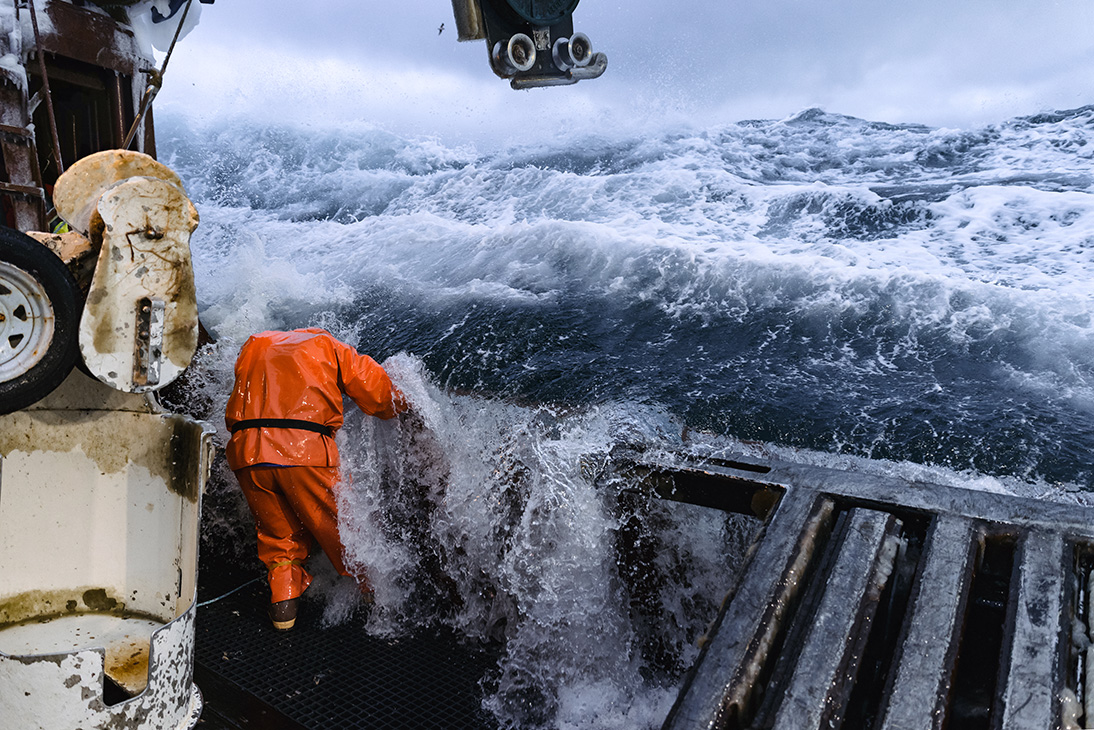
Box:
231;418;334;438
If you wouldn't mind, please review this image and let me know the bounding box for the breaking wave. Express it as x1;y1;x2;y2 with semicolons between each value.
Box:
161;104;1094;728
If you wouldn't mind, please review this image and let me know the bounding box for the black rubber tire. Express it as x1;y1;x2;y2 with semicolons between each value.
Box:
0;226;81;414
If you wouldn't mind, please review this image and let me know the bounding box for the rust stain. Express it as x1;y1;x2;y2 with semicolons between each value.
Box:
81;177;200;382
105;637;151;696
0;587;126;626
82;588;118;612
168;415;204;502
0;409;210;503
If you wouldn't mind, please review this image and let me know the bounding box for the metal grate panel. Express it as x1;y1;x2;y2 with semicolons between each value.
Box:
193;579;500;730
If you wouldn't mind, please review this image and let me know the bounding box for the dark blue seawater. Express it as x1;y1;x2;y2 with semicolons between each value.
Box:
164;107;1094;488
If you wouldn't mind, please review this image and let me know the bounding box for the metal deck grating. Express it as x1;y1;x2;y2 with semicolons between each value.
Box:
193;577;500;730
603;447;1094;730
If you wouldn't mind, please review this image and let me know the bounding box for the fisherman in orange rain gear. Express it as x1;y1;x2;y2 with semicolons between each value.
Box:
225;328;408;631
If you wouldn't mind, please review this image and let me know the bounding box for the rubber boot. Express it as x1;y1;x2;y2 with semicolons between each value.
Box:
269;598;298;631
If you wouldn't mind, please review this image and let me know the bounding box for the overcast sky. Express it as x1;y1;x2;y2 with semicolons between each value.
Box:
154;0;1094;145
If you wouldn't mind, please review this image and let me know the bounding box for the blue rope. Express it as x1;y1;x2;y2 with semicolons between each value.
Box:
196;576;264;608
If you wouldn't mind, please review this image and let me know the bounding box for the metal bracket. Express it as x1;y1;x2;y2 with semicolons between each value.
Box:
134;296;165;388
510;51;607;89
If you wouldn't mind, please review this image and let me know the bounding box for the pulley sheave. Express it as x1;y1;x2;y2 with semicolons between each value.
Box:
460;0;606;88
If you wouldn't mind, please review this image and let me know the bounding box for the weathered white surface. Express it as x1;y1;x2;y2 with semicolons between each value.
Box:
0;408;203;614
79;175;199;393
0;369;212;729
52;150;190;238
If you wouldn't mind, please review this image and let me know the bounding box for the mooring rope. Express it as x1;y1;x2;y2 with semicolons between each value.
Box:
195;575;265;609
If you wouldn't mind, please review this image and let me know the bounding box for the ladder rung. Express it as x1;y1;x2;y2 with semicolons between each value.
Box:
0;123;33;139
999;530;1066;730
662;492;835;729
0;181;44;198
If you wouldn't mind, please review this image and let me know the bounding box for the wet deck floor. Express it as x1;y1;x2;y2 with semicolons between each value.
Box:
193;576;500;730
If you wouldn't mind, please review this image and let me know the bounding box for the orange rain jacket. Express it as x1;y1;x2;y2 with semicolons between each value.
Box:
225;328;405;470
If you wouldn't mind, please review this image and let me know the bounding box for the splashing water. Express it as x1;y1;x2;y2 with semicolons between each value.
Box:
163;105;1094;727
180;339;755;729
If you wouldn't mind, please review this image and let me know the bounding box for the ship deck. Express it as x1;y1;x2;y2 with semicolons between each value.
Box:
193;560;500;730
191;446;1094;730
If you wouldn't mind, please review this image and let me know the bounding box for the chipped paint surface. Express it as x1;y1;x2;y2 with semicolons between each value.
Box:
0;371;211;729
78;175;200;393
0;649;105;729
0;612;162;696
52;150;191;239
0;607;201;729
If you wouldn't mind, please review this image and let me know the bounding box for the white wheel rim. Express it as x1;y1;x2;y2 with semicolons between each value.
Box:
0;261;56;382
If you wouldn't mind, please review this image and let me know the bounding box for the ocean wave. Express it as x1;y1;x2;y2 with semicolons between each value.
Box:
164;105;1094;487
